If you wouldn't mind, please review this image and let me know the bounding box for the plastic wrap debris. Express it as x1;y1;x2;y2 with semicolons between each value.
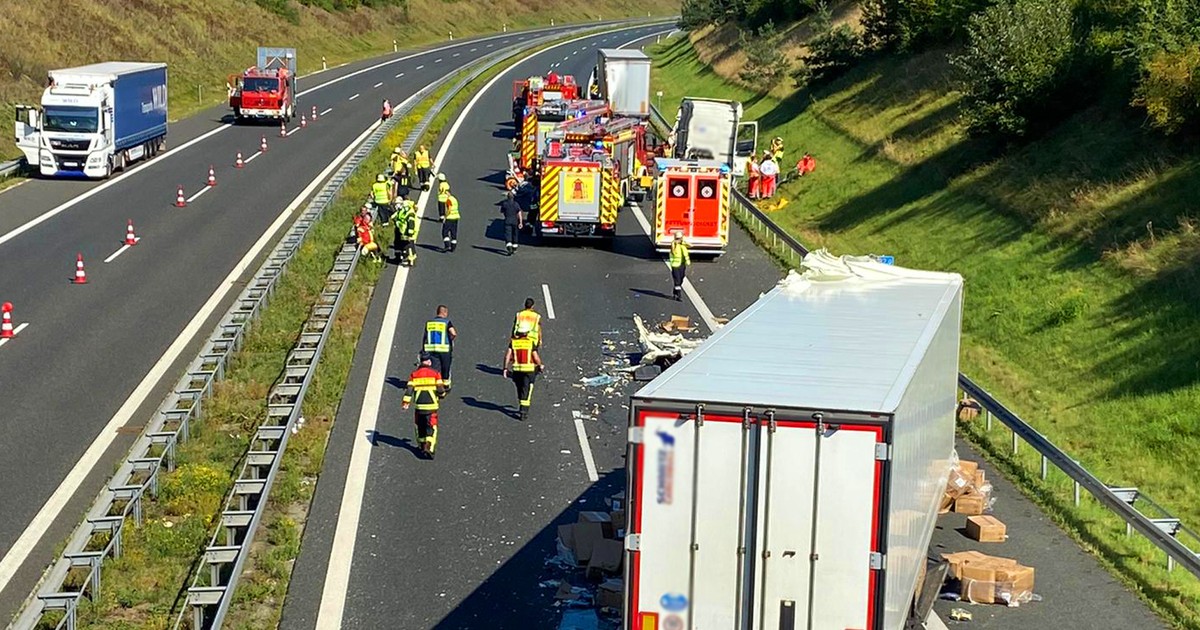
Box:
632;314;705;368
581;375;617;387
949;608;973;621
558;609;600;630
943;551;1036;607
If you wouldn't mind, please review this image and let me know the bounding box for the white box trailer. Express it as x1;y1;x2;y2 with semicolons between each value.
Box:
624;251;964;630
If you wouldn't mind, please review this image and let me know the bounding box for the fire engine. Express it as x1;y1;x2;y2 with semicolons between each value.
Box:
532;129;623;240
227;47;297;123
507;99;609;188
650;157;733;256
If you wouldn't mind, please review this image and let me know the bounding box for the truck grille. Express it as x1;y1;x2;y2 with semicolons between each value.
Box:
50;139;90;151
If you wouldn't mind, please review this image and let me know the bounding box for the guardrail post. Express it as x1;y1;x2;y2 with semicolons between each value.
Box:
1040;454;1047;480
393;39;398;52
986;409;992;431
322;56;327;71
1074;461;1081;506
1011;428;1018;455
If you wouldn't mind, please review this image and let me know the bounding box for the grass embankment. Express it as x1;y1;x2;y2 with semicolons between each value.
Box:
0;0;675;161
35;29;609;630
650;28;1200;628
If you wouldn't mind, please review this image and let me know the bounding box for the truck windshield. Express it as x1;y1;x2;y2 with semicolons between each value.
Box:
242;77;280;92
42;106;99;133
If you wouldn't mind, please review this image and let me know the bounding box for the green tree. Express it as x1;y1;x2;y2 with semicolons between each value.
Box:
951;0;1078;137
862;0;998;50
738;21;791;92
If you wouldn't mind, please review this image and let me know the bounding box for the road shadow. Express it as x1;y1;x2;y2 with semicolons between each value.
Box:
475;363;504;376
471;244;510;257
366;429;425;459
477;171;509;187
629;287;673;300
430;471;625;628
384;376;408;392
461;396;520;420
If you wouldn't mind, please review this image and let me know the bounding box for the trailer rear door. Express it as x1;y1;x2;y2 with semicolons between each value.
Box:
631;410;748;629
752;420;882;630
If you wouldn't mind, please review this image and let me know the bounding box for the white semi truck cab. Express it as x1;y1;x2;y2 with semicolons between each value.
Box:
14;62;168;179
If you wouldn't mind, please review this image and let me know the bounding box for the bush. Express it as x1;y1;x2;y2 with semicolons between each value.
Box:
1135;45;1200;134
951;0;1078;138
738;21;791;92
802;24;865;84
861;0;997;51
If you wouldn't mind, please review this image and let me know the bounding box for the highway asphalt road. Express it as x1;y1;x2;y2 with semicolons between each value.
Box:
0;20;669;619
282;26;1169;630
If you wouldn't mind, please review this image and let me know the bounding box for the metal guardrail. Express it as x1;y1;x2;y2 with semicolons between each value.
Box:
8;26;590;630
173;26;627;630
0;159;24;178
647;102;1200;582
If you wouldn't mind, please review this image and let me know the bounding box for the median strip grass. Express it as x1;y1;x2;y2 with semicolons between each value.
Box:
649;31;1200;628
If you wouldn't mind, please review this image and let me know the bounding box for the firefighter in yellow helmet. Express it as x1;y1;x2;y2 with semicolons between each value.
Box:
436;172;451;221
503;321;544;421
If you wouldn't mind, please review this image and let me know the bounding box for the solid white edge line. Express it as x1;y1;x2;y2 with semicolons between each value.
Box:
541;283;556;320
320;108;333;116
103;239;138;264
0;322;29;348
185;185;212;204
314;26;635;627
629;204;719;333
0;114;388;596
572;411;600;482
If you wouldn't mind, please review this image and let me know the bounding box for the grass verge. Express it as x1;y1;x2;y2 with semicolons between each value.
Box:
32;27;622;630
649;30;1200;629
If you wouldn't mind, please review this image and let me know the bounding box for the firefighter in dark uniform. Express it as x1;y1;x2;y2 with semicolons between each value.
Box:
402;352;446;459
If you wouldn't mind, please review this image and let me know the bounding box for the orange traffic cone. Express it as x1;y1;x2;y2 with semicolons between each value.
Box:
1;302;14;339
207;166;216;187
312;105;318;121
279;121;287;137
74;253;88;284
235;152;244;168
260;135;268;152
175;186;187;207
125;220;138;246
300;114;307;128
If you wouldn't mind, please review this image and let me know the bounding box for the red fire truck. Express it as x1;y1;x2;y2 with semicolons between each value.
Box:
227;47;297;123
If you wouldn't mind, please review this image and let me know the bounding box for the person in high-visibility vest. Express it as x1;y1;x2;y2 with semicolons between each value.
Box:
402;352;446;459
669;231;690;302
397;204;419;267
436;173;451;221
422;305;457;391
503;322;544;420
371;173;395;226
442;194;460;252
414;145;432;190
390;148;411;199
512;297;542;349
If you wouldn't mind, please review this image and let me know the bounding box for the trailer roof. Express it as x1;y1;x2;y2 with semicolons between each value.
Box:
654;157;731;172
599;49;651;60
634;251;963;414
51;62;166;78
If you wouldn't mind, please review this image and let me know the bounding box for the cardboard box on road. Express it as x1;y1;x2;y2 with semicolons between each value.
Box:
597;578;623;609
560;521;607;565
587;539;624;578
578;511;614;538
966;515;1007;542
954;493;985;516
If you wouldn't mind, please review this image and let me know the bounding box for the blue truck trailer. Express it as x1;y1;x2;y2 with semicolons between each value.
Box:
14;62;168;179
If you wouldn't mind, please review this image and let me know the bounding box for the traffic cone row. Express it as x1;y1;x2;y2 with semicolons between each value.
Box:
74;253;88;284
1;302;14;339
207;166;216;187
125;220;138;246
176;186;187;207
235;152;244;168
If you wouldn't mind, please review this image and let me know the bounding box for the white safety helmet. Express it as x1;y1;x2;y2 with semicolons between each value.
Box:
515;322;533;336
376;174;386;182
437;173;446;181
